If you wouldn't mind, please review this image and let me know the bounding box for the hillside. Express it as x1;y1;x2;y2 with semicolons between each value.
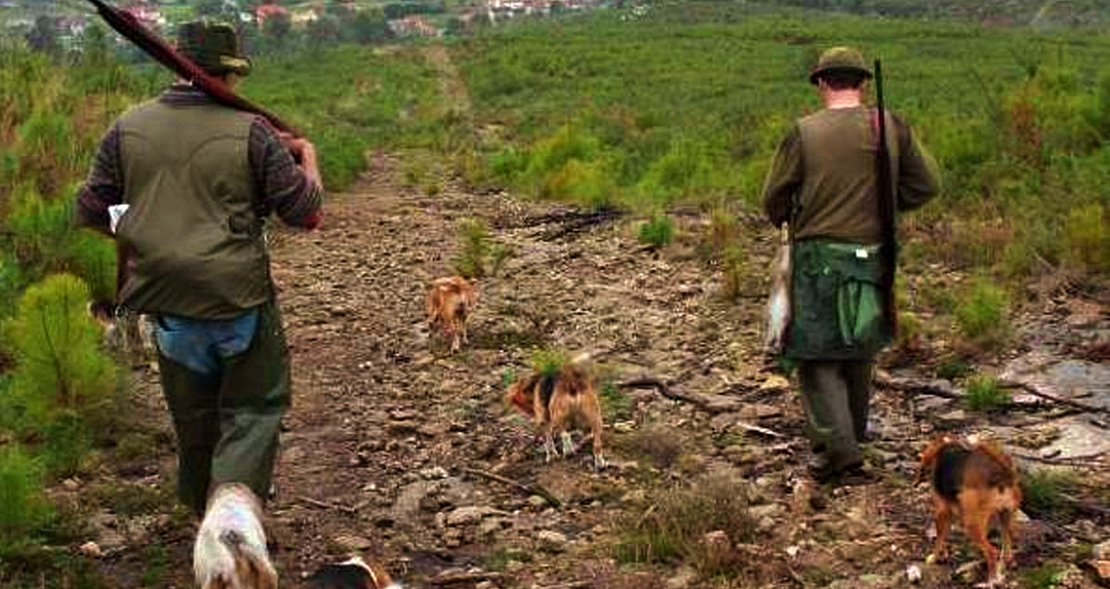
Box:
1;5;1108;589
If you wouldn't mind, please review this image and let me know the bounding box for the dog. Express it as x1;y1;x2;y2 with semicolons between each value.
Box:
87;300;154;364
505;362;606;469
194;483;278;589
306;556;403;589
425;276;477;352
916;434;1022;587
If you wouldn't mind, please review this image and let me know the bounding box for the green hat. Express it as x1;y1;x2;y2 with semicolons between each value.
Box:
176;20;252;78
809;46;872;85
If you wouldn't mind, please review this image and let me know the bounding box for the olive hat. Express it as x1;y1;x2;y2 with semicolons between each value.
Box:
176;19;252;78
809;46;872;85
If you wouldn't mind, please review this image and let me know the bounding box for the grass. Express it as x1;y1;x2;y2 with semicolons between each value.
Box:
964;375;1010;412
620;424;685;470
1020;468;1083;520
530;347;569;378
599;381;632;421
637;212;675;248
615;473;756;577
954;278;1011;350
451;4;1110;286
453;217;493;279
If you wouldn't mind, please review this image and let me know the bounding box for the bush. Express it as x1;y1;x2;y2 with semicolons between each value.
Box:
616;473;755;576
954;278;1010;348
1063;203;1108;274
720;244;747;301
453;217;491;279
964;375;1009;412
0;444;53;554
4;274;117;474
637;212;675;248
530;347;569;378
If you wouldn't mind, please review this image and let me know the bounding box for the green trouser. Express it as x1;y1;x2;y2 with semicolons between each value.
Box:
797;359;874;469
156;300;291;516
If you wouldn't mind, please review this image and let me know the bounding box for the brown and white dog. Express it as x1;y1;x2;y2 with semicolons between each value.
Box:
306;556;404;589
916;434;1022;588
505;362;606;470
194;483;278;589
425;276;477;352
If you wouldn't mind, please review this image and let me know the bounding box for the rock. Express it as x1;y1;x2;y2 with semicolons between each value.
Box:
536;530;568;553
62;478;81;492
702;530;729;549
621;490;648;505
937;409;967;424
420;466;449;480
528;495;549;509
331;535;373;552
740;403;783;420
79;541;102;558
392;480;440;520
476;582;495;589
446;506;506;527
906;565;922;584
786;546;800;559
759;375;790;392
478;517;506;539
665;567;697;589
1093;540;1110;580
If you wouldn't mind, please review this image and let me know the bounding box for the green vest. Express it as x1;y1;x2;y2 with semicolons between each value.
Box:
115;100;271;320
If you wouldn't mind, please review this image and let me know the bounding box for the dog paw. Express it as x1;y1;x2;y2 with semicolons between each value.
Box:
925;553;947;565
593;454;608;471
560;432;575;456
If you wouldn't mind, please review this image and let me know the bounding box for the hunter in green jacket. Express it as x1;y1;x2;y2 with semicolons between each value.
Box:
75;21;323;516
762;47;941;484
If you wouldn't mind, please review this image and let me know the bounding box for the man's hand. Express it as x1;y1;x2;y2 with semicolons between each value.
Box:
278;133;322;190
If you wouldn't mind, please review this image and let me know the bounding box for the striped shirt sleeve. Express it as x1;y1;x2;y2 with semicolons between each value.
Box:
248;118;324;229
74;121;124;233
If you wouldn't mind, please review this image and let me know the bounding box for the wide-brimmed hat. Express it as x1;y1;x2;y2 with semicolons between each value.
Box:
809;46;872;85
176;20;252;78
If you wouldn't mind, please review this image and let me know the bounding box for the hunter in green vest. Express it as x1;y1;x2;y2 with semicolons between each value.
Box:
762;47;941;484
76;20;324;516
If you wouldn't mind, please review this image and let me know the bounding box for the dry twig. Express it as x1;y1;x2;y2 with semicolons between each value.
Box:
296;495;358;515
462;468;562;508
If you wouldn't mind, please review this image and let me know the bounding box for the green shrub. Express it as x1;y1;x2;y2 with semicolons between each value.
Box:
1063;203;1108;273
0;444;53;554
964;375;1010;412
530;347;568;378
637;213;675;248
453;217;491;279
954;278;1010;348
615;474;755;575
720;244;747;301
5;274;117;474
1020;469;1082;519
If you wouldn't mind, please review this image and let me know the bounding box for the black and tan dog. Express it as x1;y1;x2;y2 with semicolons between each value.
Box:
505;363;606;470
425;276;477;352
917;434;1022;587
306;556;404;589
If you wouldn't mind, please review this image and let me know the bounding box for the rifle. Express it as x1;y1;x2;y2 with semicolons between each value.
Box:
84;0;301;138
873;59;898;338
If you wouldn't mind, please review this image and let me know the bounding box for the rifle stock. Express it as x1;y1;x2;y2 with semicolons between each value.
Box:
874;59;898;338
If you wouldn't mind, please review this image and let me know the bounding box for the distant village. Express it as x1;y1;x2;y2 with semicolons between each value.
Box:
1;0;613;52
